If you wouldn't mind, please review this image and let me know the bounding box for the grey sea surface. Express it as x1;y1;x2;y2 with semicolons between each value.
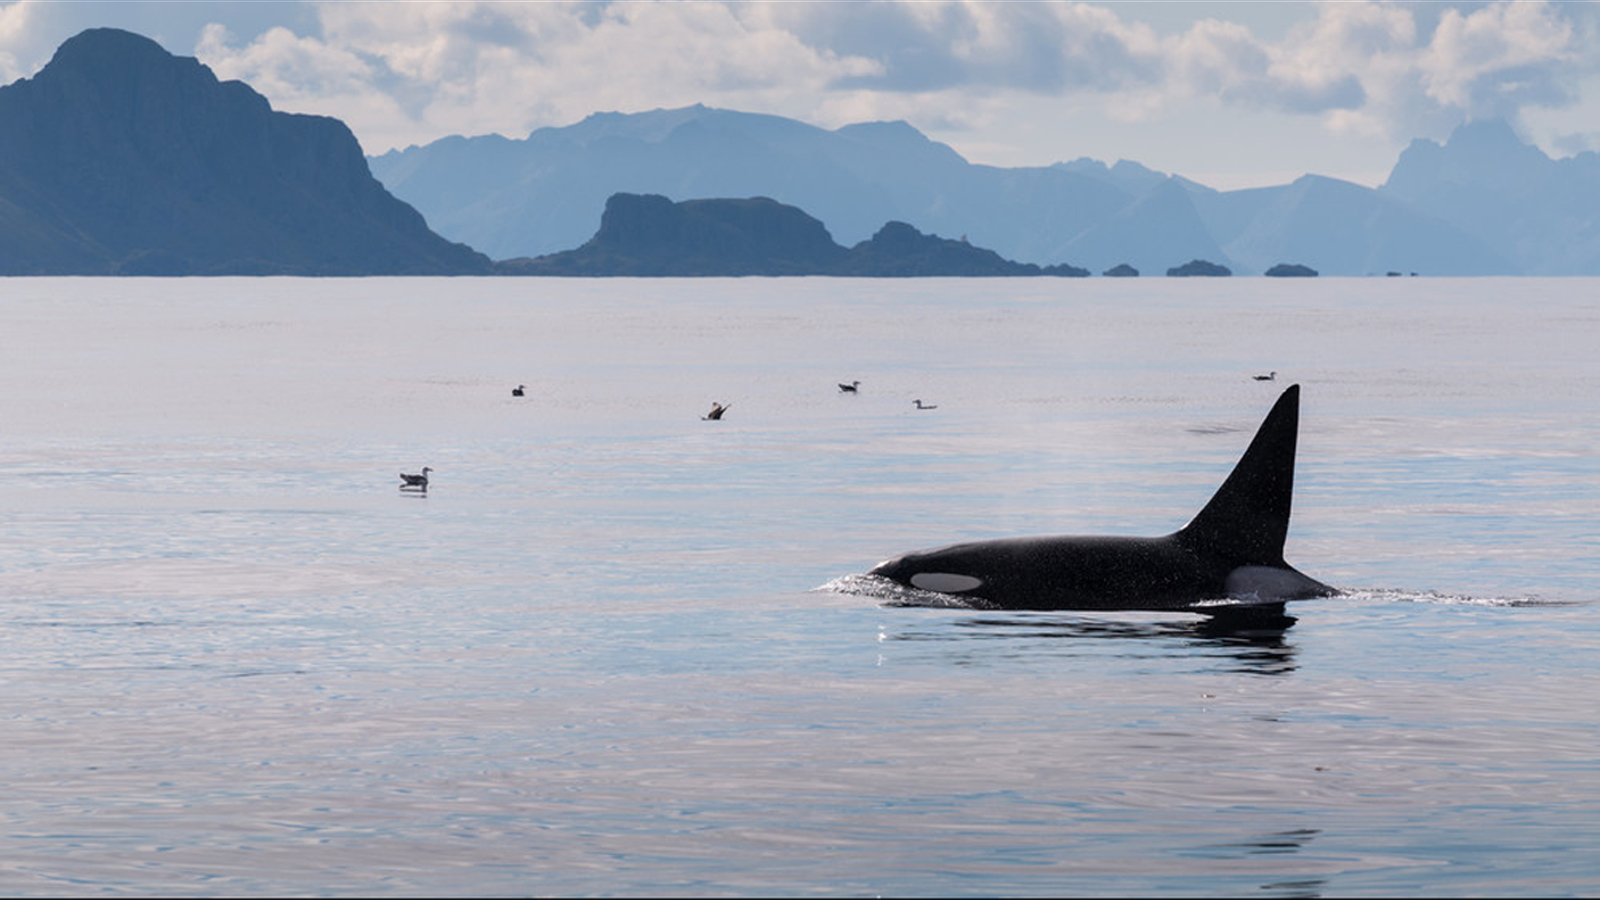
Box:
0;277;1596;897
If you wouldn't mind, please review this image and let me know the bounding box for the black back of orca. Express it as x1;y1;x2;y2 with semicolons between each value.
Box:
868;385;1334;611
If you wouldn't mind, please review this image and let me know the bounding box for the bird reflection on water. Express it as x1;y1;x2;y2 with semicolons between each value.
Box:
886;608;1300;676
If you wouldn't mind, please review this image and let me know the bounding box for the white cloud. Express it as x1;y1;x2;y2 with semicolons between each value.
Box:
44;0;1583;158
759;0;1163;94
0;0;40;83
1422;0;1580;114
1116;0;1594;143
192;0;883;151
198;24;371;104
1163;17;1278;104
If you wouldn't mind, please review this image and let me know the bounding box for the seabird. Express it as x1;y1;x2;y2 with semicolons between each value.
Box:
839;380;861;393
512;384;525;397
703;402;729;421
914;399;938;409
399;466;432;491
1252;371;1277;381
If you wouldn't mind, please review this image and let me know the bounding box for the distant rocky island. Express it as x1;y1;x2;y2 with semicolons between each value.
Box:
0;28;490;276
498;193;1090;277
1167;259;1231;277
1265;263;1318;277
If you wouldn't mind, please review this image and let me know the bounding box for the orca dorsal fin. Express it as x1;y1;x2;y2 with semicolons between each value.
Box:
1176;384;1302;566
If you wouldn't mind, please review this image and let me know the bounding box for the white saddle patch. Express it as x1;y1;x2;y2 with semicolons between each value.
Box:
910;572;984;594
1225;565;1326;602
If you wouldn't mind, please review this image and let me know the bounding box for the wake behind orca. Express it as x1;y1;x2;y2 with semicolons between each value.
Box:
867;385;1335;613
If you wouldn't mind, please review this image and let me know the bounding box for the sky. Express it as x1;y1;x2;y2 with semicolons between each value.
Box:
2;0;1598;190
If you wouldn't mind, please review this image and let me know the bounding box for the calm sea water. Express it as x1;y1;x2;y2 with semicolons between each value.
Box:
0;277;1596;897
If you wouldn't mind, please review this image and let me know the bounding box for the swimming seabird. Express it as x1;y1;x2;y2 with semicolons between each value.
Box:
839;380;861;393
512;384;525;397
703;402;729;420
914;399;938;409
1252;371;1277;381
400;466;432;490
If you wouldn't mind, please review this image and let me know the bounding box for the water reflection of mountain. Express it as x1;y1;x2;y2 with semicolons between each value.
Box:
887;609;1300;676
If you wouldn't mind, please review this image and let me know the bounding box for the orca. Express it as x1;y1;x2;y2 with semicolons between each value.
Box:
868;385;1335;612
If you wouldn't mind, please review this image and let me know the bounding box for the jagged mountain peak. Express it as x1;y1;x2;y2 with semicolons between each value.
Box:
1383;117;1551;194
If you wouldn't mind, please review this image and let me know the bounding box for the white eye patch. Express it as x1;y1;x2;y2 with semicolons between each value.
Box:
910;572;984;594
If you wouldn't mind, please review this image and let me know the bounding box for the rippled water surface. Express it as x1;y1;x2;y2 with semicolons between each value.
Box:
1;277;1596;896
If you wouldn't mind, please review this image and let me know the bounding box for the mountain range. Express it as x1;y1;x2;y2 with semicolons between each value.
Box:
372;105;1600;276
0;29;1116;278
3;27;1597;277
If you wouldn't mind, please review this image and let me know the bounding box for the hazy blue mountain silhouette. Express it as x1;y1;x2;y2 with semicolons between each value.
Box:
1205;174;1513;276
1381;118;1600;275
0;28;490;275
1055;179;1234;275
499;193;1091;277
371;104;1566;275
372;104;1125;270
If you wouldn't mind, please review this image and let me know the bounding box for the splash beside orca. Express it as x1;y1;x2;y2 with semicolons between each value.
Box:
868;385;1335;612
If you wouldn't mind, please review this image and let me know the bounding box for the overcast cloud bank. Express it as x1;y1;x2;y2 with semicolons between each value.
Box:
1;1;1597;187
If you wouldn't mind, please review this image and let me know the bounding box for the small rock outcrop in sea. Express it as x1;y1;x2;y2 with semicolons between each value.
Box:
1166;259;1232;277
1265;263;1319;277
500;193;1093;277
1103;263;1139;277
